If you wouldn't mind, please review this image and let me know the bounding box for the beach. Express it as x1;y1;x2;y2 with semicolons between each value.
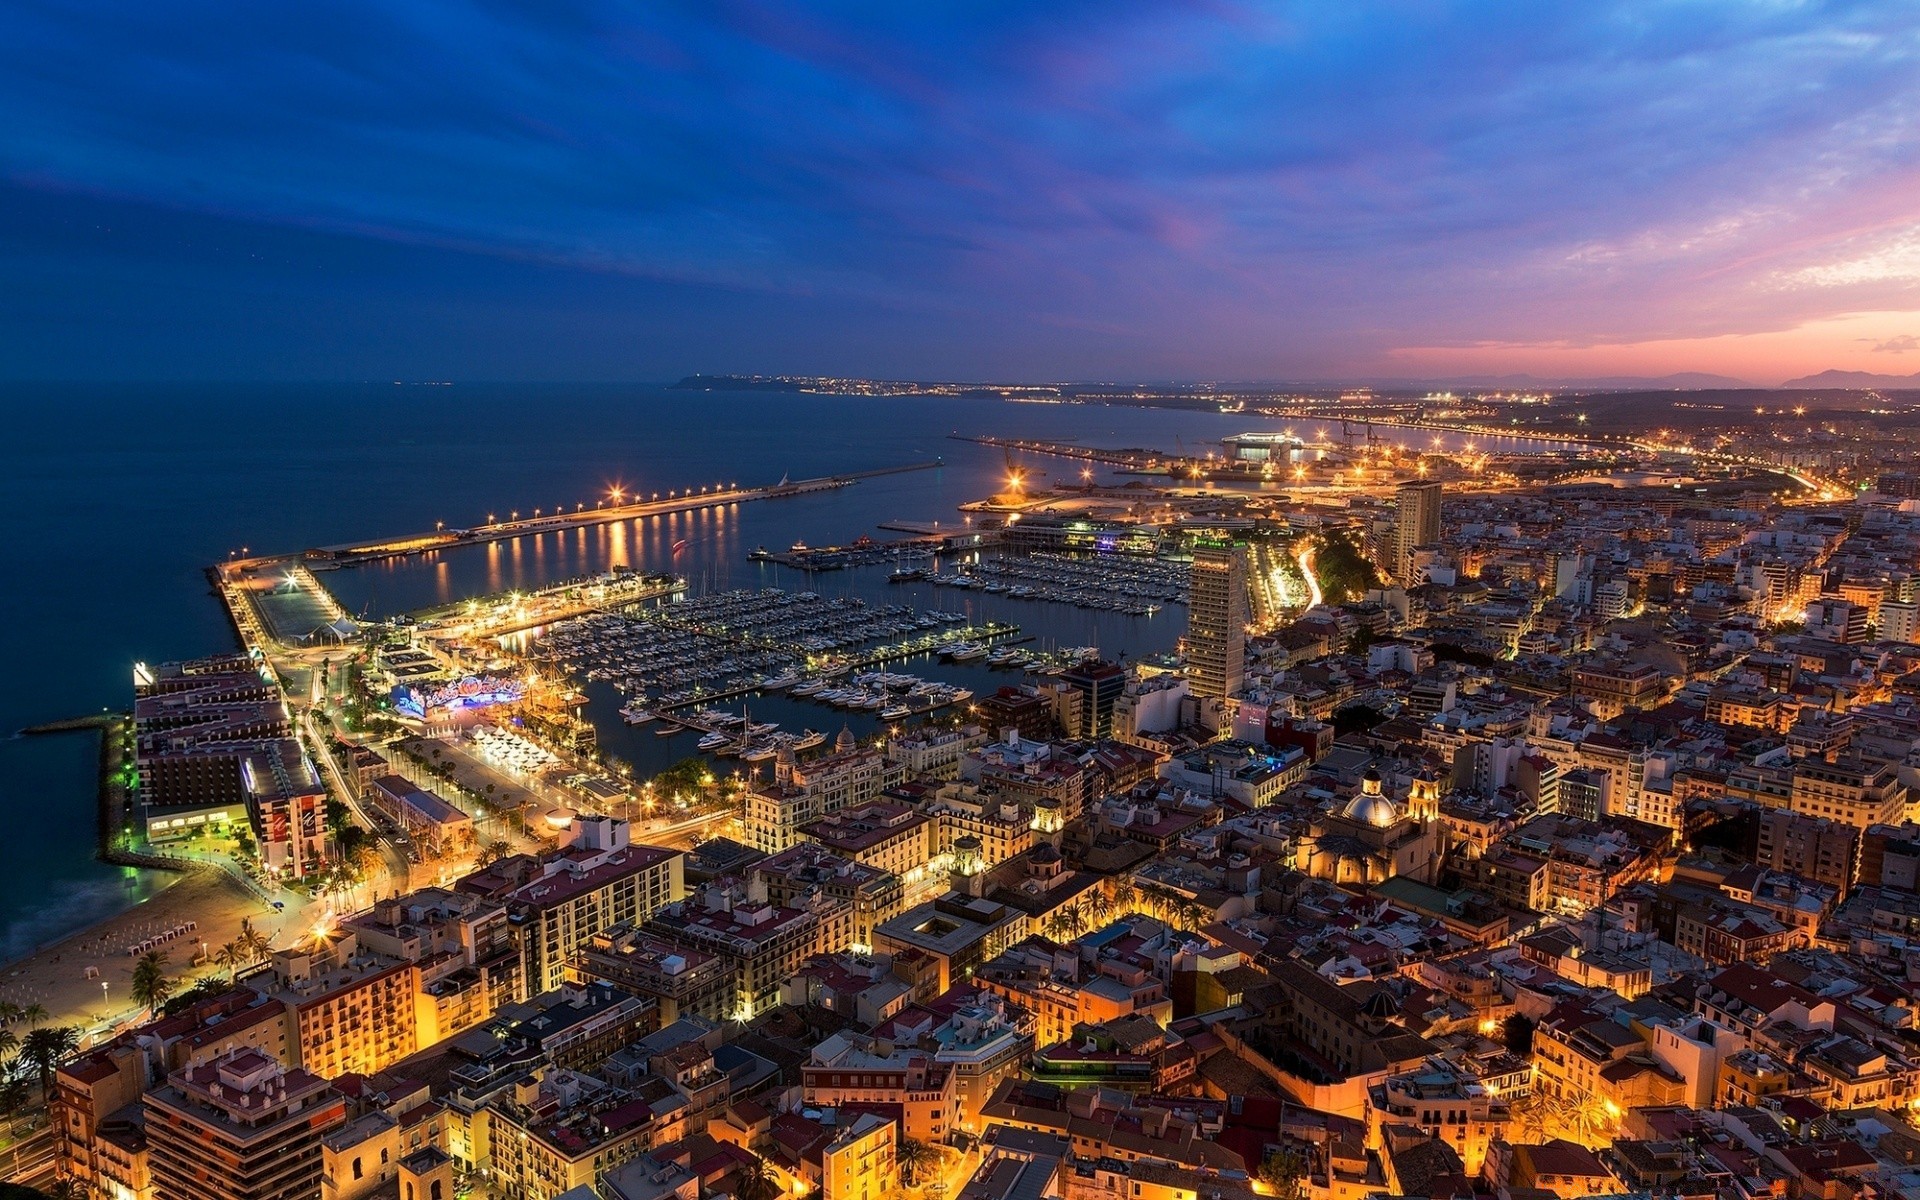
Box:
0;868;314;1041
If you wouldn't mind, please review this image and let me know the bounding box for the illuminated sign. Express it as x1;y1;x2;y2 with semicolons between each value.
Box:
392;675;524;719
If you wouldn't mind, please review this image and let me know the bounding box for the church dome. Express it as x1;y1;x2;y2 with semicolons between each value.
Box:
1360;988;1402;1021
835;724;857;754
1342;791;1403;828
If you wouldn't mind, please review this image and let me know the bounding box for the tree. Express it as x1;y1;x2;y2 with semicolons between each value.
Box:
161;978;231;1017
337;823;371;862
1086;888;1114;927
1258;1146;1309;1200
19;1026;80;1099
131;950;175;1012
351;841;384;881
325;798;354;841
897;1137;934;1188
17;1004;47;1028
216;940;247;981
1313;529;1382;602
238;918;273;962
734;1156;779;1200
476;840;512;867
0;1070;31;1123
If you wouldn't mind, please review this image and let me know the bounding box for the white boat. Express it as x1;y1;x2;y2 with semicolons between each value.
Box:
697;732;731;751
741;742;779;762
748;722;779;736
948;642;989;661
947;688;972;702
792;679;828;696
792;729;827;751
762;670;802;691
879;704;911;720
620;702;656;725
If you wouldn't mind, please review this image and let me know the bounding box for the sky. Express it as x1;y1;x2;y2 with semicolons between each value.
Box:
3;1;1920;385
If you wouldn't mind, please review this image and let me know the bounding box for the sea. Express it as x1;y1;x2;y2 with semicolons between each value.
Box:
0;383;1578;960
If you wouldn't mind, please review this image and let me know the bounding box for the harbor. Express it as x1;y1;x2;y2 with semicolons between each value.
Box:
921;548;1191;614
511;584;1018;718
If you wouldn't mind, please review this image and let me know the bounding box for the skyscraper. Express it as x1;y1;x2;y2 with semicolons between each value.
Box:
1186;539;1248;700
1394;481;1443;583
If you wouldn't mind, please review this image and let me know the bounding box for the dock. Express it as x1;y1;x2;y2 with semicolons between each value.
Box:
950;434;1175;472
221;459;947;574
645;621;1022;716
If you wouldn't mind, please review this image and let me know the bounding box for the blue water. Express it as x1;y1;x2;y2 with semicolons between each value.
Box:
0;383;1574;957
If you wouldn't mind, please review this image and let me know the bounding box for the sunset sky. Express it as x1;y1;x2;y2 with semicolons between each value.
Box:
4;1;1918;383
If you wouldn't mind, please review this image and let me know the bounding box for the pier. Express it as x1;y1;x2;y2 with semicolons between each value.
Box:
951;434;1173;471
221;459;947;574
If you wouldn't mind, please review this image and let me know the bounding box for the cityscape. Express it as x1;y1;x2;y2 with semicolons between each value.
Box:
8;384;1920;1200
8;7;1920;1200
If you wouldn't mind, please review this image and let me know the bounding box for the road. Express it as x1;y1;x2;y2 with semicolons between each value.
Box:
1297;543;1324;609
301;711;410;901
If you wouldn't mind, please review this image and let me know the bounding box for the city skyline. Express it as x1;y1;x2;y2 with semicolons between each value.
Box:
4;3;1920;383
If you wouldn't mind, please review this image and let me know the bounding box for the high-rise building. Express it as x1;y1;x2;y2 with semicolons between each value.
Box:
1186;539;1247;700
1393;481;1443;583
145;1049;345;1200
1060;659;1125;738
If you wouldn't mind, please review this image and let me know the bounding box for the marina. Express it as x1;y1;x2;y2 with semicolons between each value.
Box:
512;584;1017;718
924;548;1191;614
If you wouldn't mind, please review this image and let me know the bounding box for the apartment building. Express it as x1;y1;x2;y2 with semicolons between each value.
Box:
144;1050;346;1200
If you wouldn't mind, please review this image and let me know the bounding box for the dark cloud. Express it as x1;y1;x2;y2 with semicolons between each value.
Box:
2;0;1919;379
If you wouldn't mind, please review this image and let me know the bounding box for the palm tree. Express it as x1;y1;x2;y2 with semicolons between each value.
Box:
131;950;174;1013
477;840;512;867
897;1137;934;1187
18;1003;48;1028
238;918;273;963
0;1002;19;1026
0;1070;31;1125
19;1025;80;1100
216;940;246;982
734;1156;779;1200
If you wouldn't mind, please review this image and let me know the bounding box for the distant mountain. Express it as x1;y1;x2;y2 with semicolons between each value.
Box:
1778;368;1920;389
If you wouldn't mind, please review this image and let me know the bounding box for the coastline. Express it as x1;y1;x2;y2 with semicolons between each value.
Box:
0;867;301;1040
1;715;209;1022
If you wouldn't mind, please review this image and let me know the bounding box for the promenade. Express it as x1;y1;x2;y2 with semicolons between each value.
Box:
0;869;313;1045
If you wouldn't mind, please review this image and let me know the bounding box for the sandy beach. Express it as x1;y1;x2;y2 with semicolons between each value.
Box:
0;868;316;1043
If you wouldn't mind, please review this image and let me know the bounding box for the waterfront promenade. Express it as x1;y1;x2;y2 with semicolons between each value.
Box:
0;868;313;1044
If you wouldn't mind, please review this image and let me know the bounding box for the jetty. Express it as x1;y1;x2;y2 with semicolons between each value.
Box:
220;459;947;574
